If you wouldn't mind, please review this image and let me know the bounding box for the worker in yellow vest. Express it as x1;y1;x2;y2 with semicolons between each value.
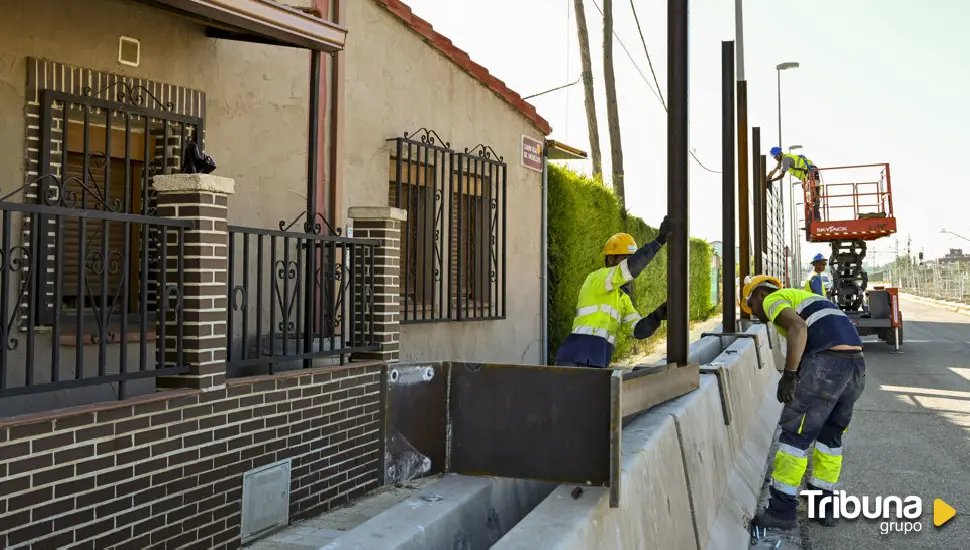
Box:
767;146;823;222
804;253;828;296
742;275;866;530
553;216;671;368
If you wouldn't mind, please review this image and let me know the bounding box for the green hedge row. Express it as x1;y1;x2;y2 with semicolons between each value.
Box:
547;164;719;363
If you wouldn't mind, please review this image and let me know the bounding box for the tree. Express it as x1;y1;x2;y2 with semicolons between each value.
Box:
602;0;625;211
573;0;602;178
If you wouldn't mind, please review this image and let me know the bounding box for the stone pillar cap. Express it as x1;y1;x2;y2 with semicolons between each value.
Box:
153;173;235;195
348;206;407;222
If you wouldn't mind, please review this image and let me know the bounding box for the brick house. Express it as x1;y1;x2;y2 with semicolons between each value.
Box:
0;0;551;547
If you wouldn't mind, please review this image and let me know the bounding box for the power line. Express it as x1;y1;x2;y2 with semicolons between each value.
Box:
587;0;721;174
523;78;583;100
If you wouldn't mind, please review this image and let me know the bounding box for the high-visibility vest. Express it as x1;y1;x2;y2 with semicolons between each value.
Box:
803;273;824;296
782;153;816;182
762;288;862;355
570;264;642;346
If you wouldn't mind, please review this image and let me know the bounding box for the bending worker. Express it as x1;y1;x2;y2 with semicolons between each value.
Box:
804;253;828;296
766;147;822;222
553;216;671;368
742;275;866;530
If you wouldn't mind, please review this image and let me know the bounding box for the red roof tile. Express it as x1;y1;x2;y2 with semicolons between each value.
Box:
372;0;552;135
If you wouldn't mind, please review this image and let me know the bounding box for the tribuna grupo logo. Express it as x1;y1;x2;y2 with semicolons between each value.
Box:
802;490;957;535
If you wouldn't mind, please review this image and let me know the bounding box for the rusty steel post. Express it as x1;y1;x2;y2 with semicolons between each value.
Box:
737;82;750;317
721;41;736;332
666;0;689;366
752;126;763;275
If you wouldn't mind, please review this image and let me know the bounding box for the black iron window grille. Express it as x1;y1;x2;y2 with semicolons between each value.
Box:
226;212;380;378
388;129;507;323
0;80;201;401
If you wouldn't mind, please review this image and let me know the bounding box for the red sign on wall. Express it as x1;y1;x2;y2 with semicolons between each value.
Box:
521;135;543;172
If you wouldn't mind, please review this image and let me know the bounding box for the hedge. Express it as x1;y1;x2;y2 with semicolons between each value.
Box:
547;164;719;363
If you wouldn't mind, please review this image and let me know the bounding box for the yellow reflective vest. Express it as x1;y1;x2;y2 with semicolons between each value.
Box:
570;261;642;346
782;153;816;181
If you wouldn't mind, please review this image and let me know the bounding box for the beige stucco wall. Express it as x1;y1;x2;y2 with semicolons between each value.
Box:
0;0;313;228
342;1;545;365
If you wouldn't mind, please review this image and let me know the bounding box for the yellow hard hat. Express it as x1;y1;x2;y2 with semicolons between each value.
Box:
740;274;783;314
602;233;638;256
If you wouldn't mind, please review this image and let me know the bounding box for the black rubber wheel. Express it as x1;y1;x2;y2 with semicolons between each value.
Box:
885;317;903;347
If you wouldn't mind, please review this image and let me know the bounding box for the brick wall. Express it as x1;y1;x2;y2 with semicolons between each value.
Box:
0;363;385;549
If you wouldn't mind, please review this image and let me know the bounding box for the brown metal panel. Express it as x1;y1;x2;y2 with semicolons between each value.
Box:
385;363;450;484
448;363;615;486
621;365;700;419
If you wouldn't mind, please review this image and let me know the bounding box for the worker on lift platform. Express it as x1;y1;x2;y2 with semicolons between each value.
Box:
742;276;866;530
553;216;671;368
804;253;828;296
766;146;822;222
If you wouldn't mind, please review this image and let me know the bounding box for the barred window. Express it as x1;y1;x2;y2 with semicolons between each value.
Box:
387;130;506;322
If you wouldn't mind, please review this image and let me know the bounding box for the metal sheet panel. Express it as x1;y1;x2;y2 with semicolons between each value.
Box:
621;364;700;419
386;363;450;484
448;362;615;486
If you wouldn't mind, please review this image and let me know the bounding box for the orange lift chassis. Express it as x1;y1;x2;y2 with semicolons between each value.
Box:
802;163;903;351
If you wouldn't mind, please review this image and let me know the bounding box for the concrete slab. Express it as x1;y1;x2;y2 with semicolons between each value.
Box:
650;376;733;549
322;474;556;550
493;414;695;550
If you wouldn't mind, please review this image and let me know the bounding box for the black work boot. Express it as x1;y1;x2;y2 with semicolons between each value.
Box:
808;484;838;527
752;508;798;531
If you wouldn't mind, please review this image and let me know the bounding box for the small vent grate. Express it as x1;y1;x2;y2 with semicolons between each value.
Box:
241;458;292;543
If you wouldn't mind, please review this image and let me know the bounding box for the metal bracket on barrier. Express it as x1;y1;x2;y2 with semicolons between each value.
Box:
701;332;764;370
699;365;733;426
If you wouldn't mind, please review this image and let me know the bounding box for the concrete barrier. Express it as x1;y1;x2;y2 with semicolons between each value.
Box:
901;292;970;316
496;322;785;550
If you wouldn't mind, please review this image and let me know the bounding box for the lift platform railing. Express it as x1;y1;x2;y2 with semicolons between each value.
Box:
800;163;896;241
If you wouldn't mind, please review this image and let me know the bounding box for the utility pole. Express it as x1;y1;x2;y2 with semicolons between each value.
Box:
573;0;602;178
602;0;625;210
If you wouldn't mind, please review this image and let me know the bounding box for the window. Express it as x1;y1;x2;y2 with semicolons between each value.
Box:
387;131;505;322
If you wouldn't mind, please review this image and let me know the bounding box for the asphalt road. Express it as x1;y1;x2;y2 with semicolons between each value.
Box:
799;297;970;549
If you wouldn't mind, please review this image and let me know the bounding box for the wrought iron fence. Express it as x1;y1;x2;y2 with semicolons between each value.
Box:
0;185;190;398
226;213;380;377
888;262;970;303
387;129;507;323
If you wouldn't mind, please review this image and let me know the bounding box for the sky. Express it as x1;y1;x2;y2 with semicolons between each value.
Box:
399;0;970;266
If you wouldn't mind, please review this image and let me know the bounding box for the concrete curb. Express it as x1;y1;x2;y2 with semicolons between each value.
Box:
495;324;785;550
900;292;970;316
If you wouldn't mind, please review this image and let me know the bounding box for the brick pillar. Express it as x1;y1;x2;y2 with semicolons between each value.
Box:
153;173;234;390
348;206;406;363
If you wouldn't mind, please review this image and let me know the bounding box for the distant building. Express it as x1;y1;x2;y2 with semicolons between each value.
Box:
939;248;970;264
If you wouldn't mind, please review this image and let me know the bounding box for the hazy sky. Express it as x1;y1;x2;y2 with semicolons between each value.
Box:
399;0;970;265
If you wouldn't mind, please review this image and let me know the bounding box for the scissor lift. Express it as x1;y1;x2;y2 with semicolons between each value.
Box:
802;163;903;350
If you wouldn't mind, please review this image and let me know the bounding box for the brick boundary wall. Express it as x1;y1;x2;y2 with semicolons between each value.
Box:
0;363;385;549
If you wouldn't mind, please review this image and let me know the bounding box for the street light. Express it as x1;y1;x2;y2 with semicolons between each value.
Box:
941;229;970;242
776;61;800;149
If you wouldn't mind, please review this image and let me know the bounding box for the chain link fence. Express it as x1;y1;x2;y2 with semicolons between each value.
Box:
875;262;970;303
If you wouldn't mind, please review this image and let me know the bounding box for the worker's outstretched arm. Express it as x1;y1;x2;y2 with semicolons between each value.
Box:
775;309;808;372
633;302;667;339
624;215;671;279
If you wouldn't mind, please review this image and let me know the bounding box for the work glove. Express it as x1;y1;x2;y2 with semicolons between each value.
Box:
649;302;668;322
656;215;671;245
776;369;799;404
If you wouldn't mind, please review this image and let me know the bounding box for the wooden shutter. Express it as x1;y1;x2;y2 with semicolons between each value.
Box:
60;153;131;308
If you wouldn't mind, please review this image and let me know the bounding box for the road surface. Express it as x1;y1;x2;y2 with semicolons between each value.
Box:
799;297;970;549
